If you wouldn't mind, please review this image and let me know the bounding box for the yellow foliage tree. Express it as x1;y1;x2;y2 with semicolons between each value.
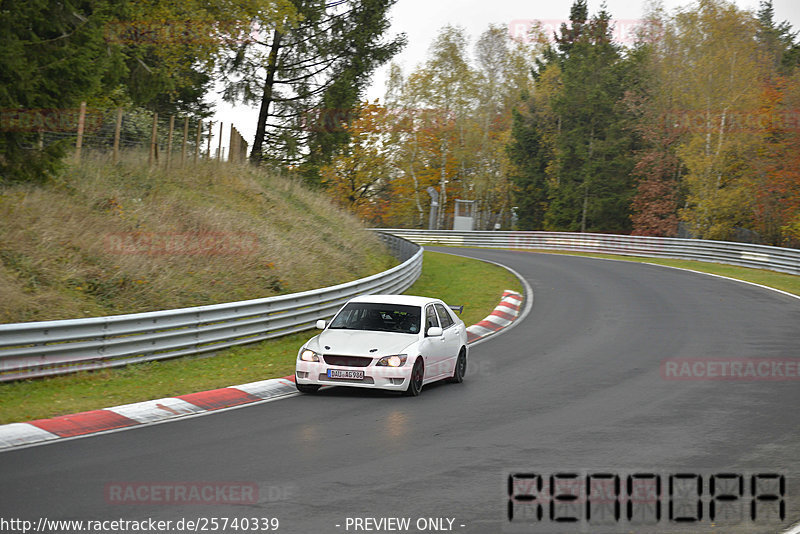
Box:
320;102;393;225
661;0;771;239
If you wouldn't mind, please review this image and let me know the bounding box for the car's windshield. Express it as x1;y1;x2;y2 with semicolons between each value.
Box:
328;302;421;334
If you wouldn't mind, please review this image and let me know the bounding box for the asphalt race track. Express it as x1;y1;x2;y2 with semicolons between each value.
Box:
2;247;799;534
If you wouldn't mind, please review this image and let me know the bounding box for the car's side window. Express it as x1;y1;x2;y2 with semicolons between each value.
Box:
425;305;440;335
434;304;454;329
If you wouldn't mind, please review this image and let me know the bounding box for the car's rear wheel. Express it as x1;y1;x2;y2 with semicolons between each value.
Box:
296;383;320;394
450;348;467;383
404;358;424;396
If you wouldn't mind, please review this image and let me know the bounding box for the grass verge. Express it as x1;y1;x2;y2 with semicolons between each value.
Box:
0;250;523;424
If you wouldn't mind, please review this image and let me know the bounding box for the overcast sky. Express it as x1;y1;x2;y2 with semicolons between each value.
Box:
210;0;800;157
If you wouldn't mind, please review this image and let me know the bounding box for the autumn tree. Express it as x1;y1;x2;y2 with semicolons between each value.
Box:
745;1;800;245
625;0;800;241
625;6;685;236
375;25;535;229
405;26;476;229
468;25;536;230
660;1;772;240
319;101;393;224
626;85;685;236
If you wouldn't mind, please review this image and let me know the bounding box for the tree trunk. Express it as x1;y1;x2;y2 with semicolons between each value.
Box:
250;30;283;164
437;139;448;230
581;128;595;233
581;183;589;233
408;133;424;226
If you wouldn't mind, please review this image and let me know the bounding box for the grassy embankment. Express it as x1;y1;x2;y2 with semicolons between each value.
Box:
0;153;394;322
0;156;523;423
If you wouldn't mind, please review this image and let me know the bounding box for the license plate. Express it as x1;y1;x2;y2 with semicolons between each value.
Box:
328;369;364;380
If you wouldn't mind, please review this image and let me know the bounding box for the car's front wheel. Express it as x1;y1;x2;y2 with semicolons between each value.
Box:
404;358;424;396
296;383;320;394
450;348;467;383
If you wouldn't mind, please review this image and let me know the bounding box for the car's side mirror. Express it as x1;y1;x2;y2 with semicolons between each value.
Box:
316;319;326;330
426;326;443;337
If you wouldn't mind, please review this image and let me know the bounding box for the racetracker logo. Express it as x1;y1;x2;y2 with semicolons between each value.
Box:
105;482;258;505
104;232;259;256
300;107;457;133
664;109;800;133
508;19;661;45
0;108;104;133
660;358;800;381
104;20;269;46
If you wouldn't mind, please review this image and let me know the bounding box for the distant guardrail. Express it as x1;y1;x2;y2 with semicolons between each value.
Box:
0;233;422;381
377;229;800;276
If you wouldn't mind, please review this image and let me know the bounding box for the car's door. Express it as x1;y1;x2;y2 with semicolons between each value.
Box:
421;304;448;377
434;303;461;377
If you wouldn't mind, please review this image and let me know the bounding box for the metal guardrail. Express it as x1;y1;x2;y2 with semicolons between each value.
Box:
378;229;800;276
0;233;422;381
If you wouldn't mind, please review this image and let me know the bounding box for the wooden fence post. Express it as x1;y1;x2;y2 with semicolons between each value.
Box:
206;121;212;159
229;125;237;164
217;122;223;161
166;115;175;170
149;112;158;166
195;120;202;164
113;108;123;164
74;102;86;162
181;116;188;167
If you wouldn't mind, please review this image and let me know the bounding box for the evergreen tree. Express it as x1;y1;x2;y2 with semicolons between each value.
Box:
111;0;298;116
507;100;549;229
548;8;637;233
508;1;637;233
0;0;296;183
220;0;405;183
0;0;122;183
756;0;799;73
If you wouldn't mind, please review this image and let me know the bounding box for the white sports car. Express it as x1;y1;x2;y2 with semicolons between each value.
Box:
295;294;469;396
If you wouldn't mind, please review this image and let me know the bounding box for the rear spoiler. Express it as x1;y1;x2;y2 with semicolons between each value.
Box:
448;305;464;315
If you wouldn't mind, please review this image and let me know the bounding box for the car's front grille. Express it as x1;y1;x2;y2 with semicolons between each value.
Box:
323;355;373;367
319;373;375;384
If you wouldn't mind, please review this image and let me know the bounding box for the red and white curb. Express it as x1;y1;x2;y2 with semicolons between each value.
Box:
466;290;523;343
0;377;297;450
0;291;525;451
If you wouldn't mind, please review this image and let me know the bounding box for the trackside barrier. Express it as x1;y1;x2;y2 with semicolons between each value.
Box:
376;229;800;276
0;233;422;381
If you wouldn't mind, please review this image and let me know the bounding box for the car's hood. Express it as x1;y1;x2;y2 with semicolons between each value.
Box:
311;329;418;356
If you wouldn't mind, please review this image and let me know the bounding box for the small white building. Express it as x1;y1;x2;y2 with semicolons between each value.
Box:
453;199;475;231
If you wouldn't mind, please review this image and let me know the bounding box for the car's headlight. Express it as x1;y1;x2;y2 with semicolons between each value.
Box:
376;354;407;367
300;349;320;362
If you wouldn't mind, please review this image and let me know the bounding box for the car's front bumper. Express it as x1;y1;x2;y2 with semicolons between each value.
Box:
295;360;412;391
